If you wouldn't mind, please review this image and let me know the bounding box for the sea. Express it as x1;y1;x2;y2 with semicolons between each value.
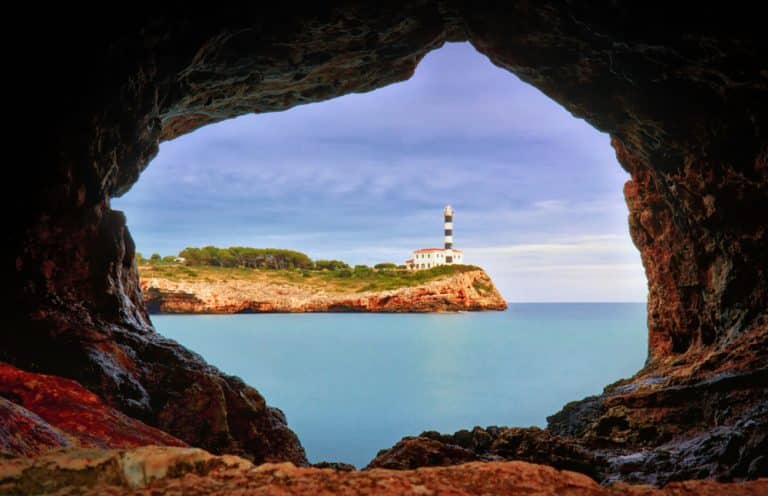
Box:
153;303;647;468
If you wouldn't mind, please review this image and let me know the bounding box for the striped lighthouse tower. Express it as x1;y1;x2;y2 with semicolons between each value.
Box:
443;205;454;249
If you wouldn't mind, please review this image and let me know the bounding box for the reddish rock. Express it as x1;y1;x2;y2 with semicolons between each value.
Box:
141;268;507;313
376;426;606;480
0;398;72;457
0;362;185;455
1;447;766;496
368;427;605;481
366;436;483;470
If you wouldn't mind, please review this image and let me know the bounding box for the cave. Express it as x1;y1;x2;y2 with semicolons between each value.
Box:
5;1;767;490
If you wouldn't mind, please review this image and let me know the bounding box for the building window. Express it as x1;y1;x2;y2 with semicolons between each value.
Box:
446;256;453;263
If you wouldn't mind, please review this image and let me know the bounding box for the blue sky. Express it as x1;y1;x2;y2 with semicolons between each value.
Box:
113;42;646;302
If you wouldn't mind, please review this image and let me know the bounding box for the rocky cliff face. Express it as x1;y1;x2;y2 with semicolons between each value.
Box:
6;1;767;490
141;269;507;313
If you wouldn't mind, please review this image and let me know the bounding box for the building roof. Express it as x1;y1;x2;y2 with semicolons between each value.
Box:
405;259;413;263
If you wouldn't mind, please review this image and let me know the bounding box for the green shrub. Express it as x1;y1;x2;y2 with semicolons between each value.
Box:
315;259;350;271
374;263;397;270
472;279;492;294
335;268;353;278
178;246;314;270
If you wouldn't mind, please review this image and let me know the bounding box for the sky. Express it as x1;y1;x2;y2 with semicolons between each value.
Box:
112;42;647;302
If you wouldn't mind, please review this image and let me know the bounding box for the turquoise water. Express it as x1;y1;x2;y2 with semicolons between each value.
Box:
153;303;647;467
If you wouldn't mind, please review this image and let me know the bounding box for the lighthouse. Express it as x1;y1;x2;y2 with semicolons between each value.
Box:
404;205;464;270
444;204;453;249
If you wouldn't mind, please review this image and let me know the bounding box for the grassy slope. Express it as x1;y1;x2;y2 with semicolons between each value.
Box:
139;264;483;294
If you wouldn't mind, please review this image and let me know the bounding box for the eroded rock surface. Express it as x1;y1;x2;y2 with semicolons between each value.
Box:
369;427;605;481
0;398;72;457
142;268;507;313
2;447;766;496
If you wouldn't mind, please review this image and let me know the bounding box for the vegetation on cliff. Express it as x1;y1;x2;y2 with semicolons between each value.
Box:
140;246;314;270
140;258;482;294
137;245;487;293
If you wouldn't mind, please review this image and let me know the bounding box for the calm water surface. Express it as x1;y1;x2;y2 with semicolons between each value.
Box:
154;303;646;467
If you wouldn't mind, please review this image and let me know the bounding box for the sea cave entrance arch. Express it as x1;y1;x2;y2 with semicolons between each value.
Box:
115;39;648;469
8;3;766;485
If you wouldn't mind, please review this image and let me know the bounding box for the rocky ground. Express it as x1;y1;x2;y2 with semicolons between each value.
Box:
141;268;507;313
2;446;766;496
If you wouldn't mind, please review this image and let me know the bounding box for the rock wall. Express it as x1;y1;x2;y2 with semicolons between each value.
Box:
458;3;768;366
141;269;507;313
6;1;767;486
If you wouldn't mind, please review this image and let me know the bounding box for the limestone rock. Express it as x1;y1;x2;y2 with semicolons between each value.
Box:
141;268;507;313
1;447;766;496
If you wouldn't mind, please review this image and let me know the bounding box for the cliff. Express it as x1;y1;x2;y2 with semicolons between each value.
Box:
140;268;507;313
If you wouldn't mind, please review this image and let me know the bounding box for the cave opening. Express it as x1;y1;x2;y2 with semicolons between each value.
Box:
111;42;648;466
7;4;765;487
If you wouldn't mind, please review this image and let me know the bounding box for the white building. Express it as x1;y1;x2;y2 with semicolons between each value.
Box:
405;205;464;270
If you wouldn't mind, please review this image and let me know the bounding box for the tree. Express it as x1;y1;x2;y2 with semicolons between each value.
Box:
201;245;222;266
374;262;397;270
177;246;315;270
150;253;161;262
179;247;203;265
315;259;350;271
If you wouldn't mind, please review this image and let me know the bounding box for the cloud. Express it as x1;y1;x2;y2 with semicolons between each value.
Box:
470;234;634;255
